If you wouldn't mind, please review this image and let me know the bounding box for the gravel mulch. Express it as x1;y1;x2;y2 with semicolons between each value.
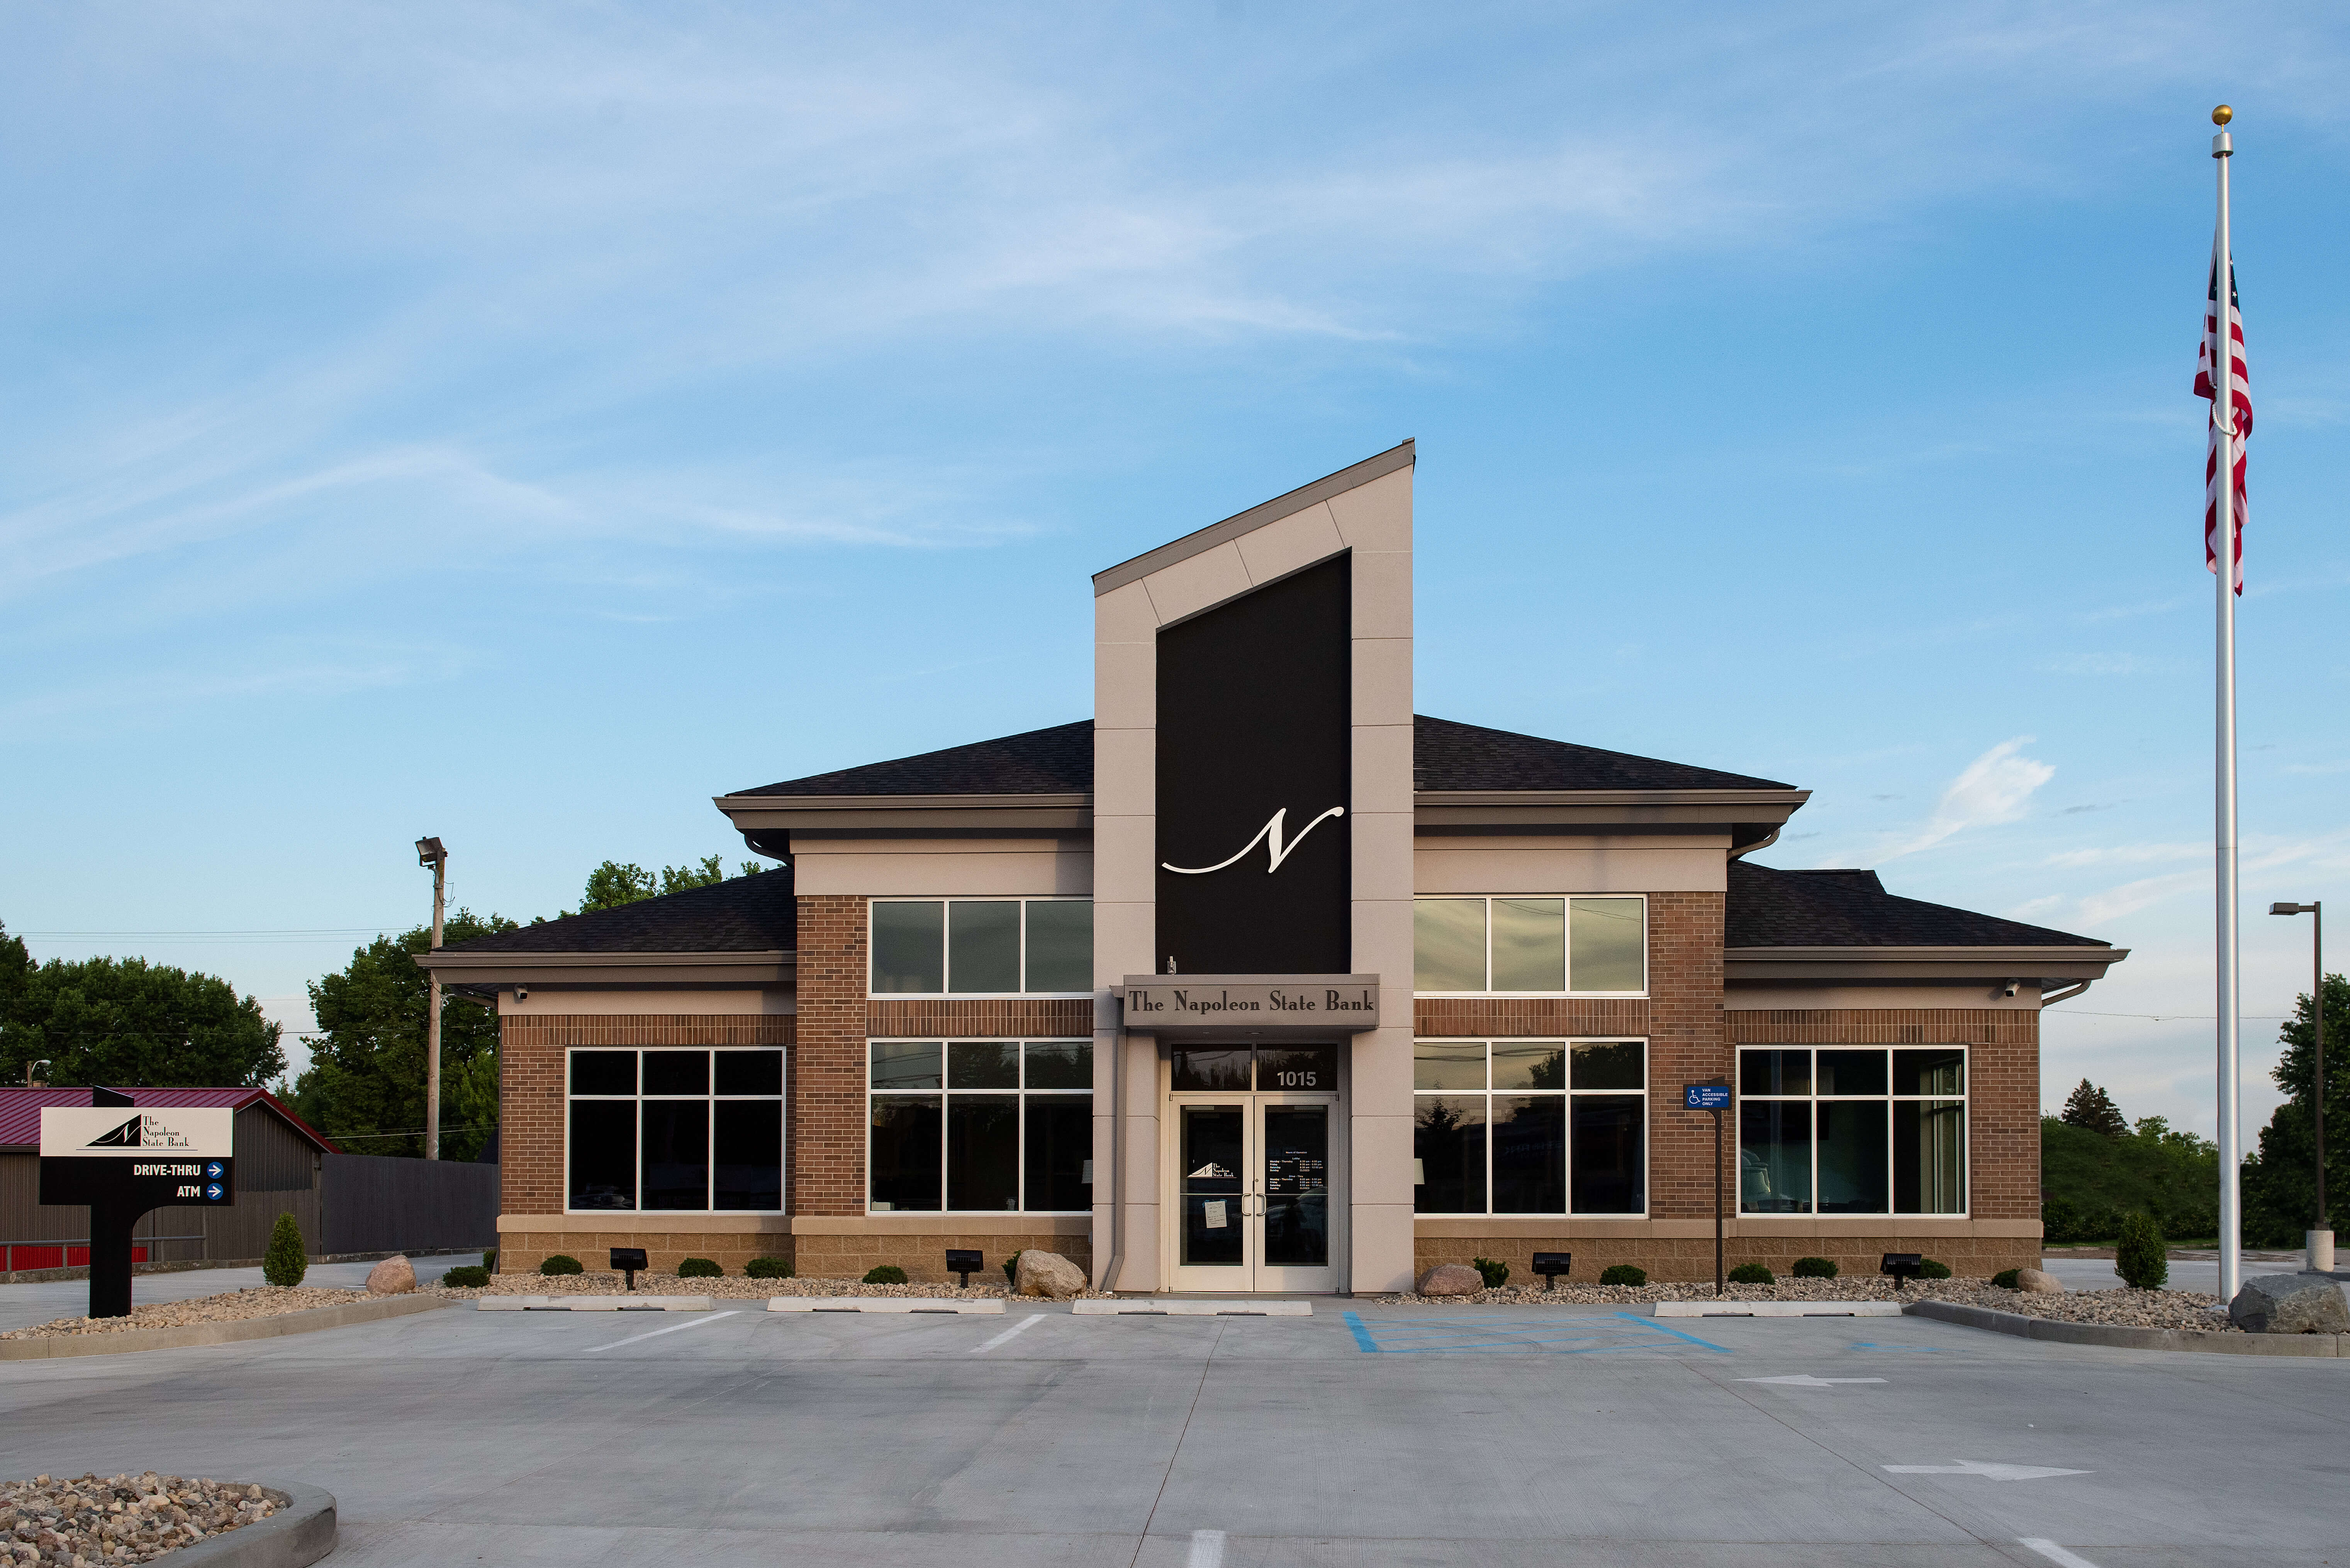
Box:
1381;1275;2240;1332
0;1473;280;1565
0;1287;371;1340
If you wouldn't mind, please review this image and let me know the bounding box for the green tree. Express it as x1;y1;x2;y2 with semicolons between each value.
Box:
2041;1113;2219;1242
290;910;514;1160
570;856;764;915
2059;1078;2130;1137
2241;973;2348;1247
0;921;283;1089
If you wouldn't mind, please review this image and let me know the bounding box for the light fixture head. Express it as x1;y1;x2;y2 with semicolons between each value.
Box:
2270;902;2314;916
416;836;447;867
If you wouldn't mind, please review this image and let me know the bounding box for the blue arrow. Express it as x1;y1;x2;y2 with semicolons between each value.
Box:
206;1162;224;1178
206;1183;224;1200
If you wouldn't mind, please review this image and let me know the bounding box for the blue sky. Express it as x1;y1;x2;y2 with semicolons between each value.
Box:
4;3;2343;1141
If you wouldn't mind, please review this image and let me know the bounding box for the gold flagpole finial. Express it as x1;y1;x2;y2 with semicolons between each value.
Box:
2212;105;2233;125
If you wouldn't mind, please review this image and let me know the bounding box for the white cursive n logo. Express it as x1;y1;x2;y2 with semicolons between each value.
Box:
1161;806;1346;876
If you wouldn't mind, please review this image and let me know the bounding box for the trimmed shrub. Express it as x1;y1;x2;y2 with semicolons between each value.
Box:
2115;1211;2169;1290
1598;1264;1647;1287
1002;1251;1021;1284
441;1265;490;1288
540;1254;584;1276
862;1265;908;1285
1991;1268;2022;1290
482;1249;498;1274
677;1257;723;1278
1791;1256;1838;1279
745;1256;792;1279
1919;1258;1952;1280
263;1212;308;1288
1471;1257;1510;1290
1728;1262;1775;1285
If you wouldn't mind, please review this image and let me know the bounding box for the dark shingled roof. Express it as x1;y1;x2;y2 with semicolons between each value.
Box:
1410;715;1793;793
736;721;1093;797
1726;861;2105;948
445;866;797;954
736;716;1792;798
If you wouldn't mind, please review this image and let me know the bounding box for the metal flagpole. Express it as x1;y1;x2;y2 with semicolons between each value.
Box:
2210;108;2242;1304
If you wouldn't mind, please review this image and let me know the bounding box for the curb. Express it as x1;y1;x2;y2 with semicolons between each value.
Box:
1656;1300;1903;1319
165;1483;336;1568
1904;1298;2347;1356
0;1294;450;1360
476;1295;717;1312
768;1297;1003;1314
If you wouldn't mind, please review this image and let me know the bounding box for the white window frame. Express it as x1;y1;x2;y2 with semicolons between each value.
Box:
562;1046;787;1217
865;897;1095;999
1409;1037;1651;1218
1410;894;1649;998
1734;1046;1970;1219
865;1037;1095;1215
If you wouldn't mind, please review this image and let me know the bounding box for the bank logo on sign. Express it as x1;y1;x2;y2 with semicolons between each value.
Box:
1162;805;1346;876
84;1116;146;1148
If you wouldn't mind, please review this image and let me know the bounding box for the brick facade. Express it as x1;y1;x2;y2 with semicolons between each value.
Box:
497;1012;795;1274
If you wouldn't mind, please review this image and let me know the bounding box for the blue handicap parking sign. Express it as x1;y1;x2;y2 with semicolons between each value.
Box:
1684;1085;1731;1110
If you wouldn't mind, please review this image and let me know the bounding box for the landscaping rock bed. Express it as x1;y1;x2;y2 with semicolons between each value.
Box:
0;1473;280;1563
1380;1275;2237;1331
0;1288;371;1340
436;1270;1113;1301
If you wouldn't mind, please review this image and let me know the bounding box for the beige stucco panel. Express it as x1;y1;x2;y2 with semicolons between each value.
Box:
1233;500;1347;587
791;843;1093;897
1141;540;1252;627
1325;465;1412;553
1096;579;1159;645
1412;842;1730;894
497;989;793;1017
1726;984;2044;1012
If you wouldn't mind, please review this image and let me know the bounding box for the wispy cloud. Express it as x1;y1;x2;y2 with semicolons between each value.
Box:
1877;738;2055;860
2046;841;2205;868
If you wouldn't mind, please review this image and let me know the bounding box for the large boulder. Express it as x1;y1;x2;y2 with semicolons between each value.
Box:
1417;1264;1484;1297
1015;1250;1087;1300
2229;1273;2350;1334
366;1255;417;1295
2015;1268;2062;1294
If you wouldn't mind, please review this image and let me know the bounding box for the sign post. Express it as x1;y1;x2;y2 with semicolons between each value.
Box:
40;1097;236;1319
1684;1081;1731;1297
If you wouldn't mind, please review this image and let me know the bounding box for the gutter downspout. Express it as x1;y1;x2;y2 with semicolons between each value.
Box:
2038;979;2095;1007
1726;824;1782;861
1102;1020;1125;1293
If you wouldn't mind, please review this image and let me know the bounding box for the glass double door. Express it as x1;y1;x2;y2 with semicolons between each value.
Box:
1168;1095;1340;1293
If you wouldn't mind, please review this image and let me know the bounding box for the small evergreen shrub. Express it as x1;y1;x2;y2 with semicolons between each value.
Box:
441;1265;490;1288
1919;1258;1952;1280
1991;1268;2022;1290
862;1265;908;1285
263;1212;308;1287
1002;1251;1021;1284
1471;1257;1510;1290
1598;1264;1647;1287
540;1254;584;1276
2115;1211;2169;1290
1728;1262;1775;1285
483;1249;498;1273
677;1257;723;1278
1791;1256;1838;1279
745;1256;792;1279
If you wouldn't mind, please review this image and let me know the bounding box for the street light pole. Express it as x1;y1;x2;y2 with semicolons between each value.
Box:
2270;901;2328;1273
417;838;449;1161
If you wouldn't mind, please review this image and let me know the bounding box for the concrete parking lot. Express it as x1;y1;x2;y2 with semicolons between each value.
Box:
4;1280;2346;1567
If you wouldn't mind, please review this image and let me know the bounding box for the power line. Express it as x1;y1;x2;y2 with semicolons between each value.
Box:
2048;1009;2289;1022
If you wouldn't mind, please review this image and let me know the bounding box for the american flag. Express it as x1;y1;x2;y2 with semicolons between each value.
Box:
2195;244;2251;592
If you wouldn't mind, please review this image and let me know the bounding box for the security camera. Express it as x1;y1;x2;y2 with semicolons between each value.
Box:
514;987;529;1003
1998;981;2019;999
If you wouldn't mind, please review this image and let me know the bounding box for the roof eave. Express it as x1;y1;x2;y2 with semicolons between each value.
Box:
716;793;1091;837
416;951;797;988
1723;945;2127;983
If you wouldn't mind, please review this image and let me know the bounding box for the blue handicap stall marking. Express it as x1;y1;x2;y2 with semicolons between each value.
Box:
1342;1310;1731;1355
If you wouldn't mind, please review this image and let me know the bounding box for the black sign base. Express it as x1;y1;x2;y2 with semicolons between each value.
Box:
40;1156;234;1321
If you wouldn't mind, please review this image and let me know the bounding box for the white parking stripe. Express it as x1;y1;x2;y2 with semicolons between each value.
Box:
1186;1529;1226;1568
2019;1539;2101;1568
971;1313;1045;1353
584;1310;739;1352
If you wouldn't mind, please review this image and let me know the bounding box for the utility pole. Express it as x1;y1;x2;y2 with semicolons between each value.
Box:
416;837;448;1160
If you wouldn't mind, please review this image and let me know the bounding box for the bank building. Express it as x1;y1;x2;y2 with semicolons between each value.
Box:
425;441;2126;1294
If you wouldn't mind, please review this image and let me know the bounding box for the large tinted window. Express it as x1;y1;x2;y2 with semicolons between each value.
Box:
870;900;1094;994
1413;897;1646;993
867;1039;1093;1212
1413;1039;1646;1215
1739;1048;1967;1215
565;1048;784;1213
